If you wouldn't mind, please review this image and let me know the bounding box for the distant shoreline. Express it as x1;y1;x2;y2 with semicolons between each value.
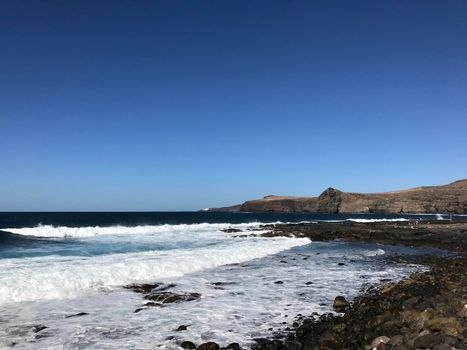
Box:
206;179;467;215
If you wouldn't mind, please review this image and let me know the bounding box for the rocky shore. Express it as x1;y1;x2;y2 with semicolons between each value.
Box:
251;254;466;350
125;221;467;350
249;221;467;350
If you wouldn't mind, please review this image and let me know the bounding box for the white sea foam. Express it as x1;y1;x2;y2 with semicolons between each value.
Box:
0;218;432;349
0;241;425;350
347;218;408;223
3;222;268;238
0;237;309;304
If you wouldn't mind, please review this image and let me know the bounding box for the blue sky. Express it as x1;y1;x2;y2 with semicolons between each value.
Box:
1;0;466;211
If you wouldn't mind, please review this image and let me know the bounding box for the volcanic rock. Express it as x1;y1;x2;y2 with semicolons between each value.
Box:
209;179;467;214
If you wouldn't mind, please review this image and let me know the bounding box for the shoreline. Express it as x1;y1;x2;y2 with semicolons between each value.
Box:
247;221;467;350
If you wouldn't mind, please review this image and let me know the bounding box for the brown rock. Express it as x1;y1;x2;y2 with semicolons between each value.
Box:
233;179;467;214
197;342;220;350
424;317;463;336
413;332;441;348
370;336;390;348
388;335;404;346
457;304;467;318
333;296;350;312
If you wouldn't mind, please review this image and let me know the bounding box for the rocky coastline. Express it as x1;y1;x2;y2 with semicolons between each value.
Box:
161;220;467;350
248;220;467;350
109;220;467;350
207;179;467;214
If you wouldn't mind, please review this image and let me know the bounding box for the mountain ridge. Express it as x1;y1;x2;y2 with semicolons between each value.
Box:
205;179;467;214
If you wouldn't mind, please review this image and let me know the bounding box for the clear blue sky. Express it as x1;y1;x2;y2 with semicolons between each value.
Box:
1;1;466;211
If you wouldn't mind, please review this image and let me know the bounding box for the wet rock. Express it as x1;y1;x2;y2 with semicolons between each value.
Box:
209;281;236;291
221;228;242;233
283;340;301;350
176;325;188;331
274;281;284;284
65;312;89;318
332;296;350;312
32;325;47;333
222;343;242;350
124;283;163;293
251;339;281;350
181;341;197;349
197;342;220;350
337;262;345;266
144;292;201;306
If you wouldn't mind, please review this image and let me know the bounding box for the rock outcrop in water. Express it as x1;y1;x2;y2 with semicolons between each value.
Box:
208;180;467;214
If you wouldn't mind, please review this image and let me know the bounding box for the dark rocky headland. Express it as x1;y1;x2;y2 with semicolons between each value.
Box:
207;179;467;214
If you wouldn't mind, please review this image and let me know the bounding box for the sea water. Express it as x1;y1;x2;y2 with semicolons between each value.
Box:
0;212;453;349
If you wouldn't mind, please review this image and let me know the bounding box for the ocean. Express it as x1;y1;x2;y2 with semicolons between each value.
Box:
0;212;454;349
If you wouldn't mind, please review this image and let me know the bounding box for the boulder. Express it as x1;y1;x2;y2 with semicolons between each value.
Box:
197;342;220;350
413;332;441;348
181;341;197;349
333;296;350;312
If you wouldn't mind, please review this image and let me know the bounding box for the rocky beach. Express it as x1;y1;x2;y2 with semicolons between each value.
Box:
249;221;467;350
143;220;467;350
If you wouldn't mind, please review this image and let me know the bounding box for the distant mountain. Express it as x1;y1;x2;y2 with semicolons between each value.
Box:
205;179;467;214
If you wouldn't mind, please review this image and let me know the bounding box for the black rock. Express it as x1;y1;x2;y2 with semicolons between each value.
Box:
221;228;242;233
181;341;197;349
223;343;242;350
65;312;89;318
274;281;284;284
124;283;163;293
32;325;47;333
283;340;301;350
144;292;201;306
124;282;176;294
176;325;188;331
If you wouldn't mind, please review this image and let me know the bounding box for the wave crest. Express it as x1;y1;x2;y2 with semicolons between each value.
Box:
3;222;267;238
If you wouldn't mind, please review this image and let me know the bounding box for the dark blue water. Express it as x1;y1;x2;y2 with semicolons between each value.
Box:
0;211;458;260
0;211;455;229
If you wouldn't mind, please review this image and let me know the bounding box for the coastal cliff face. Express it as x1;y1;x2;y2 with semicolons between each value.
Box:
211;180;467;214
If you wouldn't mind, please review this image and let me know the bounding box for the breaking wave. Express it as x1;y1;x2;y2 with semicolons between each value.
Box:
0;236;309;304
2;222;268;238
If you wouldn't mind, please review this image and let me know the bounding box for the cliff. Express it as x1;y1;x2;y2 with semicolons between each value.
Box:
209;179;467;214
